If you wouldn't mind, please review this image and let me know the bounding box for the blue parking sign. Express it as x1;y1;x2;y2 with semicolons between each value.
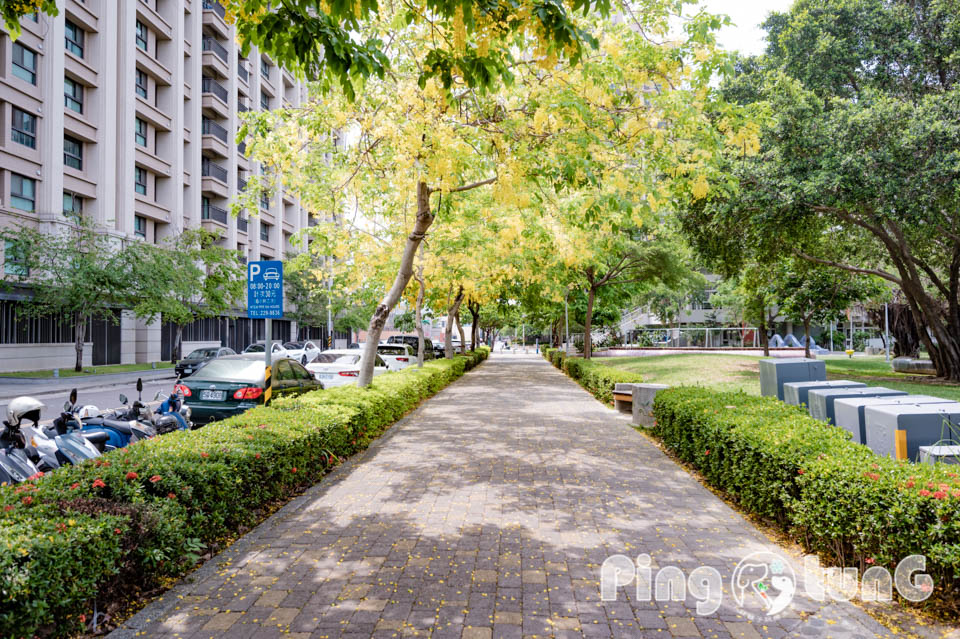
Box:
248;260;283;319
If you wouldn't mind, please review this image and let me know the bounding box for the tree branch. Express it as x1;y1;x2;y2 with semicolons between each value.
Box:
431;175;497;194
792;250;903;285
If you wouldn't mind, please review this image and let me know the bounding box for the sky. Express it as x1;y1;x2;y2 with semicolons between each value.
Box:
697;0;795;56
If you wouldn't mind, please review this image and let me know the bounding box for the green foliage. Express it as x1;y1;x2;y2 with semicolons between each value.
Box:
223;0;611;99
562;357;643;404
652;387;960;609
0;348;488;637
2;0;57;39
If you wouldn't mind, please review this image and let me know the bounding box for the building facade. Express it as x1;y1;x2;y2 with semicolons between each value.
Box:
0;0;326;371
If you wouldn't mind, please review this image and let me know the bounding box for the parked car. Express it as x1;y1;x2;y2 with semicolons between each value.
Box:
243;341;290;358
175;346;236;377
386;334;435;360
176;354;322;425
305;350;390;388
377;343;416;370
283;340;323;365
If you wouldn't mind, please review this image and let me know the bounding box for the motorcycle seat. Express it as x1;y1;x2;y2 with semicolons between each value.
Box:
84;417;135;436
82;431;110;445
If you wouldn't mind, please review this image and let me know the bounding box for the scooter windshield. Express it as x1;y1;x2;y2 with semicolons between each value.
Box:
0;449;39;483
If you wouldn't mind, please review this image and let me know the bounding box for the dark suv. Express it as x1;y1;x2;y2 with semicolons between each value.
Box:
386;335;435;360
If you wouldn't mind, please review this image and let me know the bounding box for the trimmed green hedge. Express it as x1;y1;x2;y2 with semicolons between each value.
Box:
562;357;644;404
653;387;960;607
0;348;489;637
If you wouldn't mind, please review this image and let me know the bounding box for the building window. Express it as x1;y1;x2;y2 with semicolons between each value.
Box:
3;240;29;276
135;167;147;195
260;57;270;80
135;69;148;99
134;215;146;238
260;90;269;110
135;20;148;51
64;20;84;58
64;77;83;113
10;174;35;212
11;108;36;149
135;117;148;147
12;43;37;85
260;223;269;242
64;135;83;170
63;191;83;219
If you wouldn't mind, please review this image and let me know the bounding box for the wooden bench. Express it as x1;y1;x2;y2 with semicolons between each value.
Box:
613;391;634;414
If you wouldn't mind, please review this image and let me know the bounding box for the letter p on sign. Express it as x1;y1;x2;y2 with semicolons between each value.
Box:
249;263;261;278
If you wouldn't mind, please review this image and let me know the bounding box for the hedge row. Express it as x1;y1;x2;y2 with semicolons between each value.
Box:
541;348;643;404
653;387;960;608
0;348;489;637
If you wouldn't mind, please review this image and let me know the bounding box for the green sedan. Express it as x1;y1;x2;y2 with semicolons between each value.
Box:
176;353;323;425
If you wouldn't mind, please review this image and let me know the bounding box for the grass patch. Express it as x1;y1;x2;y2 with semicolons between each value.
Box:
0;362;174;378
596;353;960;401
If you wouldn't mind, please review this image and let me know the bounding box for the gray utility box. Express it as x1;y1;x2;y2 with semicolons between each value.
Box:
864;403;960;461
919;446;960;465
783;380;865;408
807;387;907;425
834;395;953;445
631;384;670;428
759;358;826;401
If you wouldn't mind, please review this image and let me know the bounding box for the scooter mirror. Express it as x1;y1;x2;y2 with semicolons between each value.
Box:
154;391;162;401
69;388;77;405
119;394;128;405
63;401;71;412
137;378;143;393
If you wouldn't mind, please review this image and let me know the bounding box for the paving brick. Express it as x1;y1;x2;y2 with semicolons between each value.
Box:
109;356;897;639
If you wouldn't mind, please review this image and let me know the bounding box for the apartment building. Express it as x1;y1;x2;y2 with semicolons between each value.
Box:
0;0;333;371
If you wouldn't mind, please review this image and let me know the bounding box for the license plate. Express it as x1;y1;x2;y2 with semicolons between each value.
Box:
184;368;192;374
200;390;225;401
318;373;334;379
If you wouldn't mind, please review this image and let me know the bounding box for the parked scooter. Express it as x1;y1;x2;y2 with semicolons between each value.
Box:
0;398;43;484
68;384;156;453
153;378;192;433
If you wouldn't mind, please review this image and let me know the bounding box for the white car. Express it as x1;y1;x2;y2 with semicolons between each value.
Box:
305;349;390;387
242;341;289;358
377;343;416;370
283;340;323;365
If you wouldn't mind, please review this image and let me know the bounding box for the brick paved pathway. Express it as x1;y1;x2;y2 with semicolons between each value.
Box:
112;354;893;639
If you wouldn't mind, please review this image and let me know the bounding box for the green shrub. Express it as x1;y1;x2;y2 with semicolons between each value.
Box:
652;387;960;608
562;357;643;404
0;351;488;637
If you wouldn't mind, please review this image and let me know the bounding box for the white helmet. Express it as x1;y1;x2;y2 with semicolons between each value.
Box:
77;405;101;420
6;396;44;427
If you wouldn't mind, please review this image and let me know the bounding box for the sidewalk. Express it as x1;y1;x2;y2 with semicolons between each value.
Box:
110;353;893;638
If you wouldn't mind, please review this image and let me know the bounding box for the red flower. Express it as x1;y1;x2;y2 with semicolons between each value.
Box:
114;528;122;535
79;614;85;624
56;523;67;532
149;475;162;483
27;471;44;480
70;482;80;490
919;489;932;497
21;496;32;505
167;492;177;499
863;472;879;481
291;467;298;473
704;449;710;456
255;453;261;459
92;478;106;489
200;452;209;458
865;557;875;564
905;480;915;488
933;491;948;500
797;469;805;475
3;505;13;512
125;471;139;480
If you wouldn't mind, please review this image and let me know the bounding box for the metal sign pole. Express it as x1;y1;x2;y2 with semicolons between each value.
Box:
885;303;890;362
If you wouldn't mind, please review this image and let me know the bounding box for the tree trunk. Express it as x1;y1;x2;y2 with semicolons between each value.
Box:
444;286;464;359
173;324;184;363
455;310;466;354
759;313;770;357
803;317;812;359
413;265;426;368
358;182;433;387
468;301;480;352
74;311;85;372
584;286;596;360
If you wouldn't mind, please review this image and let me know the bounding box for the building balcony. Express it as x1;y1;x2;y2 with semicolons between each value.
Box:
237;216;248;234
201;201;229;224
238;176;248;191
201;76;228;104
238;64;249;84
201;118;229;157
201;37;229;75
201;156;228;182
202;0;230;39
